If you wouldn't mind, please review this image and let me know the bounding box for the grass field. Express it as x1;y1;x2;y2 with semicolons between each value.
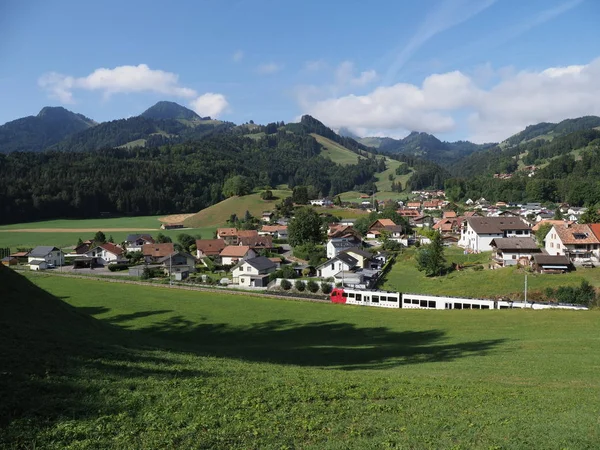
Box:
311;134;367;166
0;216;215;251
2;268;600;448
382;247;600;299
183;189;291;228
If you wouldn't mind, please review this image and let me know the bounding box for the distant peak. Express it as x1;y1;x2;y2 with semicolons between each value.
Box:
141;101;200;120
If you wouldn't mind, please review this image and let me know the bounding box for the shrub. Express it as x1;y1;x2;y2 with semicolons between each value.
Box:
280;279;292;290
321;282;332;294
473;264;484;271
306;280;319;293
107;263;129;272
294;280;306;292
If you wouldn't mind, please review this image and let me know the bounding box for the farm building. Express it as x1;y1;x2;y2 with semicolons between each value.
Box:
2;256;18;266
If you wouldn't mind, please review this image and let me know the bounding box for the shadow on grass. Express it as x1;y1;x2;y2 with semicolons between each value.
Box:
141;315;505;370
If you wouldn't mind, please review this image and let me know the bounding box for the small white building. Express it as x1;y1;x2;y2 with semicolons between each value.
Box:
27;246;64;270
317;253;358;279
326;238;355;259
490;237;541;267
231;256;277;287
124;234;155;252
309;198;333;207
85;243;126;266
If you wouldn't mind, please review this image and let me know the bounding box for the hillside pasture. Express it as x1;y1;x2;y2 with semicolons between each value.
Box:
2;269;600;448
311;133;367;166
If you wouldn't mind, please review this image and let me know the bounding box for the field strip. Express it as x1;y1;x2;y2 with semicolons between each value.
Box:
0;228;158;232
158;213;195;223
20;270;330;303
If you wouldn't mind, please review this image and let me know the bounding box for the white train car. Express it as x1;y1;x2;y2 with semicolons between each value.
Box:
401;293;495;310
330;287;401;308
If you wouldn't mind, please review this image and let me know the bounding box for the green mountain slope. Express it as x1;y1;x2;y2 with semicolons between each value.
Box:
140;100;202;120
502;116;600;147
0;106;96;153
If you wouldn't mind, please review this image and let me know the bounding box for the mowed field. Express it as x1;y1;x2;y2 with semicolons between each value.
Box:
382;247;600;299
0;216;215;251
183;189;291;228
2;268;600;448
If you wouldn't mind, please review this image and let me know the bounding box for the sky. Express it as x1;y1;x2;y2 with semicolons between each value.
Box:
1;0;599;143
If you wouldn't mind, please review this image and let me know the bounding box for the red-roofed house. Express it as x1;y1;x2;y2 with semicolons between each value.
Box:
196;239;226;258
217;228;238;245
545;223;600;263
85;243;126;265
142;243;175;263
220;245;256;265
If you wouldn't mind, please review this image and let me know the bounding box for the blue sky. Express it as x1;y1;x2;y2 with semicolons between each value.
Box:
1;0;599;142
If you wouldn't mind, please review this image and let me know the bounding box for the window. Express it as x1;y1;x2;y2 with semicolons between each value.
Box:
420;300;428;307
348;292;355;298
482;305;490;309
512;255;517;259
372;295;379;302
412;299;419;305
454;303;462;309
355;294;362;301
428;301;436;308
379;296;386;302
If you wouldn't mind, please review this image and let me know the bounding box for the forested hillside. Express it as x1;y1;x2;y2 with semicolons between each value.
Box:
0;131;381;224
0;107;95;153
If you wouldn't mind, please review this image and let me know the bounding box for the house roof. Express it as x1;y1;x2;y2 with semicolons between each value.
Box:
553;224;599;245
398;209;420;217
220;245;252;257
126;234;154;243
142;243;175;258
261;225;287;233
329;238;355;249
407;202;421;207
237;230;259;239
317;253;358;269
29;246;59;257
466;217;530;234
29;259;47;266
157;251;195;264
532;220;573;232
2;256;16;262
533;254;571;266
587;224;600;241
490;237;540;251
242;256;277;271
443;211;457;218
10;251;29;257
97;242;124;256
239;235;273;248
343;247;372;259
370;219;396;228
195;239;226;255
217;228;237;237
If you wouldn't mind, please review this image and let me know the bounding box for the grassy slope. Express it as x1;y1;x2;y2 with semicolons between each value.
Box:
0;216;165;230
382;247;600;299
310;134;366;166
2;269;600;448
183;189;291;228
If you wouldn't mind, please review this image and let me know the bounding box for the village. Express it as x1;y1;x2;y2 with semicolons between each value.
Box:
3;189;600;293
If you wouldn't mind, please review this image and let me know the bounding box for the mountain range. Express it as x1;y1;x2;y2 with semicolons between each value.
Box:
1;101;599;169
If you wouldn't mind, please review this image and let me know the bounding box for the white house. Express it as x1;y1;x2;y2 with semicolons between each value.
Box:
231;256;277;287
85;243;126;265
27;246;64;270
341;248;372;269
220;245;256;265
326;238;355;259
544;224;600;263
458;217;531;252
309;198;333;206
490;237;541;267
125;234;155;252
317;253;358;279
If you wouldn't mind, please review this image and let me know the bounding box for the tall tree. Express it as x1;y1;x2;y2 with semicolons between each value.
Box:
416;231;446;277
288;207;324;247
94;231;106;244
579;207;600;224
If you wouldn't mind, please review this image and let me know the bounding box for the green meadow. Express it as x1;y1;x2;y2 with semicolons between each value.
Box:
2;268;600;448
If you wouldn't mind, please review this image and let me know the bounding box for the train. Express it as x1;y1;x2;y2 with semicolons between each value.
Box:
329;287;589;311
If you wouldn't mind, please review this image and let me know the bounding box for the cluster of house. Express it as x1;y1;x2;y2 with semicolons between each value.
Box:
455;215;600;272
462;199;586;222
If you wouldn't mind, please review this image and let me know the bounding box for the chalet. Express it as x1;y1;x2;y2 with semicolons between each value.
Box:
2;256;17;266
28;246;63;270
326;238;355;259
309;198;333;207
545;224;599;264
231;256;277;287
125;234;155;252
442;211;457;219
366;219;401;240
423;200;442;210
532;220;573;234
237;230;260;240
490;237;541;267
406;202;421;210
157;251;197;275
465;198;474;205
458;217;531;252
398;209;420;218
220;245;256;265
195;239;226;258
433;217;461;234
412;215;433;228
142;243;175;263
65;239;94;257
532;254;572;273
259;225;288;239
84;243;126;266
217;228;238;245
339;218;356;226
566;207;586;221
239;235;274;252
328;224;362;242
261;211;274;223
317;253;359;279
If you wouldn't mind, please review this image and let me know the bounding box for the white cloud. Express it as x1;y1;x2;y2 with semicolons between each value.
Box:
232;50;244;62
335;61;377;87
256;62;283;75
300;57;600;143
189;93;229;118
38;64;229;117
305;59;327;71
